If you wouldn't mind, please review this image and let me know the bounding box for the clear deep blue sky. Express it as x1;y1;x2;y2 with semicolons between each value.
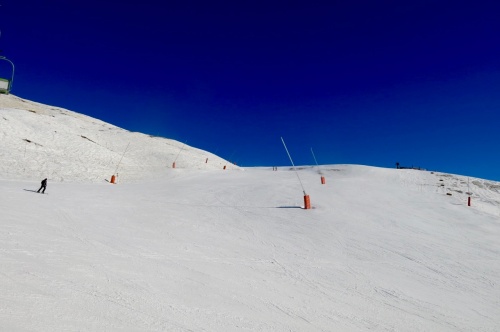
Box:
1;1;500;180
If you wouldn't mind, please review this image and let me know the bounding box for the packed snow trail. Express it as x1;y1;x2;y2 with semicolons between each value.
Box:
0;94;235;183
1;166;499;331
2;94;499;330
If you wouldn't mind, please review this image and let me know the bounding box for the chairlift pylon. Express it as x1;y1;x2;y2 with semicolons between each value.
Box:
0;55;14;94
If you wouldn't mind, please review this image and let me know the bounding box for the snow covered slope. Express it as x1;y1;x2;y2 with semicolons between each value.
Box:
1;96;499;331
0;94;234;183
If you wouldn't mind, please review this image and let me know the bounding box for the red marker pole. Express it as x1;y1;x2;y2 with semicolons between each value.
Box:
173;140;187;170
304;195;311;209
112;142;129;184
281;137;311;210
311;147;325;185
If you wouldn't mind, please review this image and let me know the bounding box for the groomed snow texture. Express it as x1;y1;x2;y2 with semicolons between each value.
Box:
1;94;499;331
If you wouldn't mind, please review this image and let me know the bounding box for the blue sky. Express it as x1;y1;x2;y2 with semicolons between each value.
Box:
1;1;500;180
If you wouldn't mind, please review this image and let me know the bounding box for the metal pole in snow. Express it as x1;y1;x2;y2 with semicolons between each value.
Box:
281;137;306;195
311;147;326;184
114;142;130;175
311;147;319;166
174;140;187;163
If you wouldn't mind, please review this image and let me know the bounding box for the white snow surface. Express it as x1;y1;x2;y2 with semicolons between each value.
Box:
1;95;500;331
0;94;234;183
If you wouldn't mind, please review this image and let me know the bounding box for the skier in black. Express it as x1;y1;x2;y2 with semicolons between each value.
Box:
37;178;47;194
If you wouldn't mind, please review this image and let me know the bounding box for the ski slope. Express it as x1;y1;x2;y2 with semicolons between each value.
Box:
0;94;234;183
1;95;499;331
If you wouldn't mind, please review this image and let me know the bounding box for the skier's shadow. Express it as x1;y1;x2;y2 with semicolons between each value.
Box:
23;189;39;193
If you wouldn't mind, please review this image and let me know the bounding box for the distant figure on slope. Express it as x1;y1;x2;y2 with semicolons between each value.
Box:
37;178;47;194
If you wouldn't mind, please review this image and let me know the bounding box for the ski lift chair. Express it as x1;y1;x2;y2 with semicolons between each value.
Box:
0;56;14;94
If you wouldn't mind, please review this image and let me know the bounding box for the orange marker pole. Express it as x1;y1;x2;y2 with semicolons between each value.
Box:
173;140;187;169
304;195;311;209
112;142;130;182
311;148;326;185
281;137;310;210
